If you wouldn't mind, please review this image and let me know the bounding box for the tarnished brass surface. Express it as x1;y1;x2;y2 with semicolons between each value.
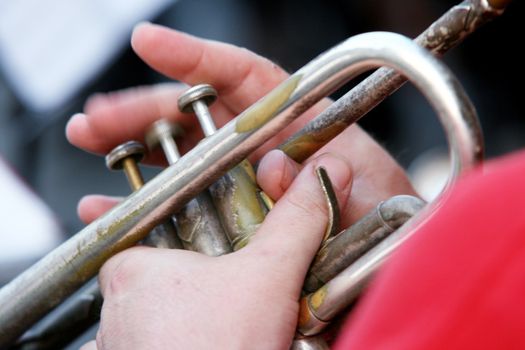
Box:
258;191;275;211
297;290;331;337
122;157;145;192
236;75;302;133
209;152;341;254
210;160;267;250
106;140;183;250
291;336;330;350
0;28;485;346
278;0;507;163
142;221;183;249
175;191;232;256
178;85;272;253
280;121;349;163
309;285;329;310
146;119;231;256
12;142;183;350
304;195;425;293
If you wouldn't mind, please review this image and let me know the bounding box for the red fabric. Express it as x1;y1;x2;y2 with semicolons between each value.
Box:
334;150;525;350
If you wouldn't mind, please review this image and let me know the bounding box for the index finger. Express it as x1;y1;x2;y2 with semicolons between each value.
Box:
67;24;329;158
131;22;289;113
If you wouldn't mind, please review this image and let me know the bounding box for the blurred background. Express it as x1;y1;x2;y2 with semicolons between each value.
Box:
0;0;522;287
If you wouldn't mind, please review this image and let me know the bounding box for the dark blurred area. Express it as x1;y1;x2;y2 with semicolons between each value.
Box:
0;0;522;284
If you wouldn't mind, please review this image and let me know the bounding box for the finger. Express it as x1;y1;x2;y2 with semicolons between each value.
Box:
77;195;122;224
66;83;234;157
66;85;329;164
79;340;97;350
131;23;289;113
66;84;181;154
257;149;302;201
67;24;331;159
97;245;201;299
247;153;353;293
131;23;331;158
97;246;155;298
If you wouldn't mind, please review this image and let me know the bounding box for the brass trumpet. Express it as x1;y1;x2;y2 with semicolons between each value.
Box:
0;0;511;348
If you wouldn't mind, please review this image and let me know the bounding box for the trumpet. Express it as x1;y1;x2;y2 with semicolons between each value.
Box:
0;0;511;348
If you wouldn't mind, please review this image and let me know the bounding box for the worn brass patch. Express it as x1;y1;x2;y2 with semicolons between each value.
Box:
230;165;266;250
239;159;257;182
309;285;328;311
280;120;349;163
235;75;302;133
258;191;275;211
298;297;312;327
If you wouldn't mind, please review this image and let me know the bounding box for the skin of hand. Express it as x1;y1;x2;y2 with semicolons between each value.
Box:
69;22;416;228
80;152;353;350
68;23;418;349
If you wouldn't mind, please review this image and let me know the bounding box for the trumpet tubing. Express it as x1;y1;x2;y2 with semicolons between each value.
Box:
0;30;481;347
0;0;512;347
145;119;232;256
279;0;501;163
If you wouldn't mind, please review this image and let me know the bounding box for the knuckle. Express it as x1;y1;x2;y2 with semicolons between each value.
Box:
102;249;147;297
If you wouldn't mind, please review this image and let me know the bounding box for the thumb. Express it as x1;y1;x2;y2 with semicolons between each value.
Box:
246;152;353;291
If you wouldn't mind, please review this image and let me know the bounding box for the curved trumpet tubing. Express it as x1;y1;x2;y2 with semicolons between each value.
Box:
0;31;482;347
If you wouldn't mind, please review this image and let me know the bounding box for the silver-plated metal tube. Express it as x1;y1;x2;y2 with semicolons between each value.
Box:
415;0;506;55
13;280;101;350
296;26;484;335
298;203;444;336
142;222;183;249
208;160;268;250
175;191;232;256
159;136;181;165
183;88;269;251
150;120;231;256
0;32;481;346
13;143;184;350
291;336;330;350
193;100;217;137
279;0;504;162
304;195;425;293
14;221;183;350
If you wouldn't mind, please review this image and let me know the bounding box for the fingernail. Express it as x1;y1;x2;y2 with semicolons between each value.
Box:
265;150;299;181
258;150;299;188
77;194;122;214
312;153;352;193
257;150;286;194
67;112;86;125
258;150;284;177
133;21;152;31
80;194;123;202
280;151;300;187
65;113;88;141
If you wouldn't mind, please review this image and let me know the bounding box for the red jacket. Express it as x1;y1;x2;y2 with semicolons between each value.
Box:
335;150;525;350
